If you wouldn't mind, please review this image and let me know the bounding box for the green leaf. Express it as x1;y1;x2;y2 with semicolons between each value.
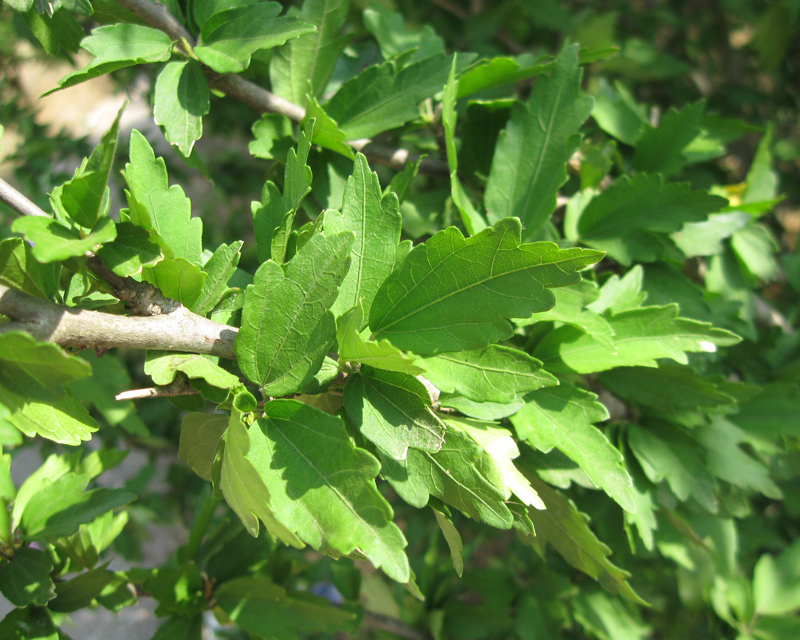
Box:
633;100;705;176
363;5;444;64
95;222;162;277
0;332;91;401
50;107;122;229
23;9;83;56
142;258;206;307
599;364;737;413
729;383;800;439
153;60;210;156
325;54;450;139
192;241;242;316
215;577;356;640
744;124;778;204
304;98;355;158
326;153;401;318
151;615;202;640
572;590;651;640
519;468;646;605
695;418;781;499
0;606;59;639
0;548;55;607
442;57;488;235
269;0;351;106
218;410;304;546
47;24;174;93
535;304;741;375
431;506;464;577
418;345;557;404
49;566;117;613
511;384;636;513
576;174;727;265
0;387;98;445
591;78;649;146
193;0;258;29
249;113;294;160
516;281;615;346
485;44;594;238
449;417;545;509
122;130;203;264
457;55;551;99
337;305;423;375
379;426;514;529
753;538;800;616
20;472;135;540
11;216;117;263
236;231;354;396
247;400;411;582
369;218;603;354
179;414;226;480
588;265;647;314
343;366;446;459
731;224;780;282
195;3;316;73
671;212;751;258
626;421;718;512
144;352;239;389
0;238;52;299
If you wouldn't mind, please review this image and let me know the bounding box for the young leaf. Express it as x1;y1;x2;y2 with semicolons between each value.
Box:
12;216;117;263
337;305;424;375
511;384;635;513
535;304;741;375
215;576;357;640
431;506;464;577
153;59;210;156
50;107;123;229
633;100;705;176
457;55;551;99
247;400;411;583
123;130;203;264
144;352;239;389
325;54;450;139
626;420;718;512
179;413;228;481
369;218;603;354
269;0;351;106
217;410;304;547
47;24;174;93
95;222;162;277
305;98;355;158
192;241;243;316
236;231;354;396
520;467;646;605
379;427;514;529
485;44;594;239
449;417;545;509
142;258;206;308
194;3;316;74
325;153;401;318
418;345;558;404
343;366;446;460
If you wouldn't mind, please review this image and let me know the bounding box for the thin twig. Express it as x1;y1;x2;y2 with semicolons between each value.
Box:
114;0;449;176
0;177;50;218
116;381;200;401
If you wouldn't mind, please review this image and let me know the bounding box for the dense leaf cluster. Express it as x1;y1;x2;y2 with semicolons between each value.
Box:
0;1;799;639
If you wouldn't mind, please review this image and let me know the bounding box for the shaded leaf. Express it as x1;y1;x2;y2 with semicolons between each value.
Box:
236;231;353;396
192;241;243;316
154;59;210;156
11;216;117;263
95;222;162;277
247;400;411;582
511;384;635;513
0;548;55;607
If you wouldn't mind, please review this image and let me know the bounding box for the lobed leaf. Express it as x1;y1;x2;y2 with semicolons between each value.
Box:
247;400;411;583
236;231;353;396
153;60;210;156
369;217;603;354
511;384;636;513
12;216;117;263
